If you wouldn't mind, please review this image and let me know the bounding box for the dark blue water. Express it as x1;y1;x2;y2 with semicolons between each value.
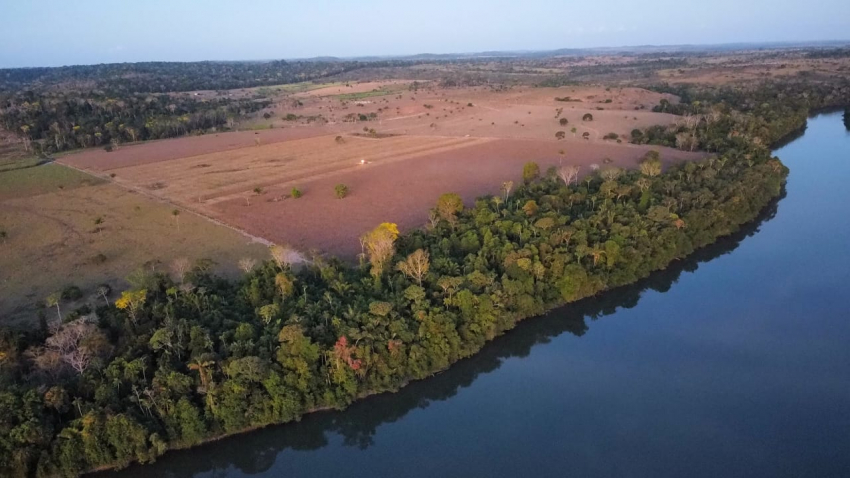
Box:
102;112;850;478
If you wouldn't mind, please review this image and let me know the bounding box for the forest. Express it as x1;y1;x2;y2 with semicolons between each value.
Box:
0;80;848;477
0;59;419;155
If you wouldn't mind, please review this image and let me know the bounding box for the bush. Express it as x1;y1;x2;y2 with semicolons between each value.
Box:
291;188;302;199
103;144;113;152
582;113;593;121
522;162;540;183
603;132;619;140
334;184;349;199
555;131;566;140
61;285;84;301
559;118;568;126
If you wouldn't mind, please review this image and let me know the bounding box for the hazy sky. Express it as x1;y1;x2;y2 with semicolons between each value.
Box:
2;0;848;68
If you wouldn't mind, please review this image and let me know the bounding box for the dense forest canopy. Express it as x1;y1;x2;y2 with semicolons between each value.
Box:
2;77;848;477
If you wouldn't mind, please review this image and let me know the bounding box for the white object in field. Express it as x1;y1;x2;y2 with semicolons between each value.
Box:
360;159;366;165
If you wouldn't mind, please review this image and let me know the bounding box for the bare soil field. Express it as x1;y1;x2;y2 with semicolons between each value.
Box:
208;138;704;258
0;169;266;324
59;83;700;260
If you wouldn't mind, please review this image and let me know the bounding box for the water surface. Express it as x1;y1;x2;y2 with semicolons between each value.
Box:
101;112;850;478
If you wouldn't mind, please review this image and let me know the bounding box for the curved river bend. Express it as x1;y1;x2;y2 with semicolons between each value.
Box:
99;112;850;478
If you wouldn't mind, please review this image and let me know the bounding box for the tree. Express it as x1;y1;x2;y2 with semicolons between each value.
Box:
172;209;181;231
582;113;593;121
291;187;302;198
640;152;662;177
171;257;191;284
571;127;577;137
557;164;580;186
396;249;430;285
46;292;62;323
0;228;6;244
361;222;399;283
522;162;540;183
115;289;147;325
44;319;107;375
435;193;464;227
555;131;566;140
582;132;590;140
96;285;111;307
335;184;349;199
559;117;568;126
238;257;257;274
270;244;299;270
501;180;513;201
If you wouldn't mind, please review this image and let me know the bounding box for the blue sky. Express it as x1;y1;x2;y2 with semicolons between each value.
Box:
1;0;848;67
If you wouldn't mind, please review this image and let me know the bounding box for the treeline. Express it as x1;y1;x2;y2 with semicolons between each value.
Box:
0;60;406;95
634;79;850;150
0;82;841;477
0;90;270;154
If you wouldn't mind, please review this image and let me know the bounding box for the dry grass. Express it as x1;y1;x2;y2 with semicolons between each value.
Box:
0;166;267;324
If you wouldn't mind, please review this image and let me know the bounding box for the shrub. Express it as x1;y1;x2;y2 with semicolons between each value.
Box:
603;132;619;140
291;188;302;199
559;118;568;126
583;113;594;121
555;131;566;140
334;184;349;199
103;144;113;152
61;285;84;301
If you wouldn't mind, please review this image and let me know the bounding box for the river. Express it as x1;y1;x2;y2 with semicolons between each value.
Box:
99;112;850;478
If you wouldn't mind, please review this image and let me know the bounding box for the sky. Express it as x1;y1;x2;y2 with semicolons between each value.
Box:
1;0;849;68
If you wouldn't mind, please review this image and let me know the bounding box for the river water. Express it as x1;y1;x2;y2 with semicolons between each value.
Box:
101;112;850;478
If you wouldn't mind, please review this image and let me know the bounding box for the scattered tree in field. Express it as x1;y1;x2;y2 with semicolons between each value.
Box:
559;118;568;126
361;222;399;284
171;209;181;230
603;132;619;140
171;257;191;284
435;193;464;227
335;135;345;144
555;131;566;140
253;186;264;195
396;249;430;286
238;257;257;274
334;184;349;199
291;187;302;198
522;162;540;183
582;113;594;121
0;228;7;244
571;127;577;137
582;132;590;140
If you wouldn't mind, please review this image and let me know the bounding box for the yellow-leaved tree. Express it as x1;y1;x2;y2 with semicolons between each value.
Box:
361;222;399;288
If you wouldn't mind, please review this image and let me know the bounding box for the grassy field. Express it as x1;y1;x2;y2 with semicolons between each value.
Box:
0;164;267;325
334;89;398;101
0;163;103;200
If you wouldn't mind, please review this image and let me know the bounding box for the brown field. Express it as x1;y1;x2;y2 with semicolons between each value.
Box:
59;84;704;260
0;170;267;324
